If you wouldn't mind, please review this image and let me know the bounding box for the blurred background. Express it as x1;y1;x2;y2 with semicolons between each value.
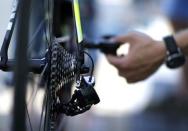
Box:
1;0;188;131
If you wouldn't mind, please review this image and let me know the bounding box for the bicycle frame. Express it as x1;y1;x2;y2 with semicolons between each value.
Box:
0;0;100;130
0;0;46;74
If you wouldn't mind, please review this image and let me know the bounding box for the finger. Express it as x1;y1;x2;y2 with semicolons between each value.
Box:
106;55;129;69
119;71;146;83
126;71;150;83
116;64;153;83
124;65;159;83
111;34;133;44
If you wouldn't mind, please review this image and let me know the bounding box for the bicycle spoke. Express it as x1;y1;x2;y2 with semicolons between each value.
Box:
44;88;50;131
39;88;47;131
25;105;34;131
27;20;46;52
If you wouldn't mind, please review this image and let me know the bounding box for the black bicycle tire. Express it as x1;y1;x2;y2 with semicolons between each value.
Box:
13;0;32;131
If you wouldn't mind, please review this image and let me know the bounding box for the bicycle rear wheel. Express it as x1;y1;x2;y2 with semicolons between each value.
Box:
12;0;94;130
13;0;54;130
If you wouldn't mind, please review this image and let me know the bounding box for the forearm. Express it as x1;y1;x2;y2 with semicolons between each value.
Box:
174;29;188;55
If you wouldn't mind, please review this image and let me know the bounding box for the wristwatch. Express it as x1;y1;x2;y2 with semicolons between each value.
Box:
163;35;186;69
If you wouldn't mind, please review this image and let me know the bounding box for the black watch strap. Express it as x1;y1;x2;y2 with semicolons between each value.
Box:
163;35;186;68
163;36;179;54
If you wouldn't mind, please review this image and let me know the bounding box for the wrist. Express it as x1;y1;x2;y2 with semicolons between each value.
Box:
155;40;166;63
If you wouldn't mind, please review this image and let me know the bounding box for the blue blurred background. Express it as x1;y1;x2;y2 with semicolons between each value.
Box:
1;0;188;131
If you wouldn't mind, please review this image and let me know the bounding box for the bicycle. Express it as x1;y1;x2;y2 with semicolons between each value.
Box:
0;0;101;130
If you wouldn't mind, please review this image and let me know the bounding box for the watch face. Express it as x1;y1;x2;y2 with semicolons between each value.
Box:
167;53;186;68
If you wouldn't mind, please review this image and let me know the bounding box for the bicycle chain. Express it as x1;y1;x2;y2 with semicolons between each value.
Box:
48;41;100;130
49;41;77;130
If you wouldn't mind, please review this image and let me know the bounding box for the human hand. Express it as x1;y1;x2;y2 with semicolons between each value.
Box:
106;31;166;83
